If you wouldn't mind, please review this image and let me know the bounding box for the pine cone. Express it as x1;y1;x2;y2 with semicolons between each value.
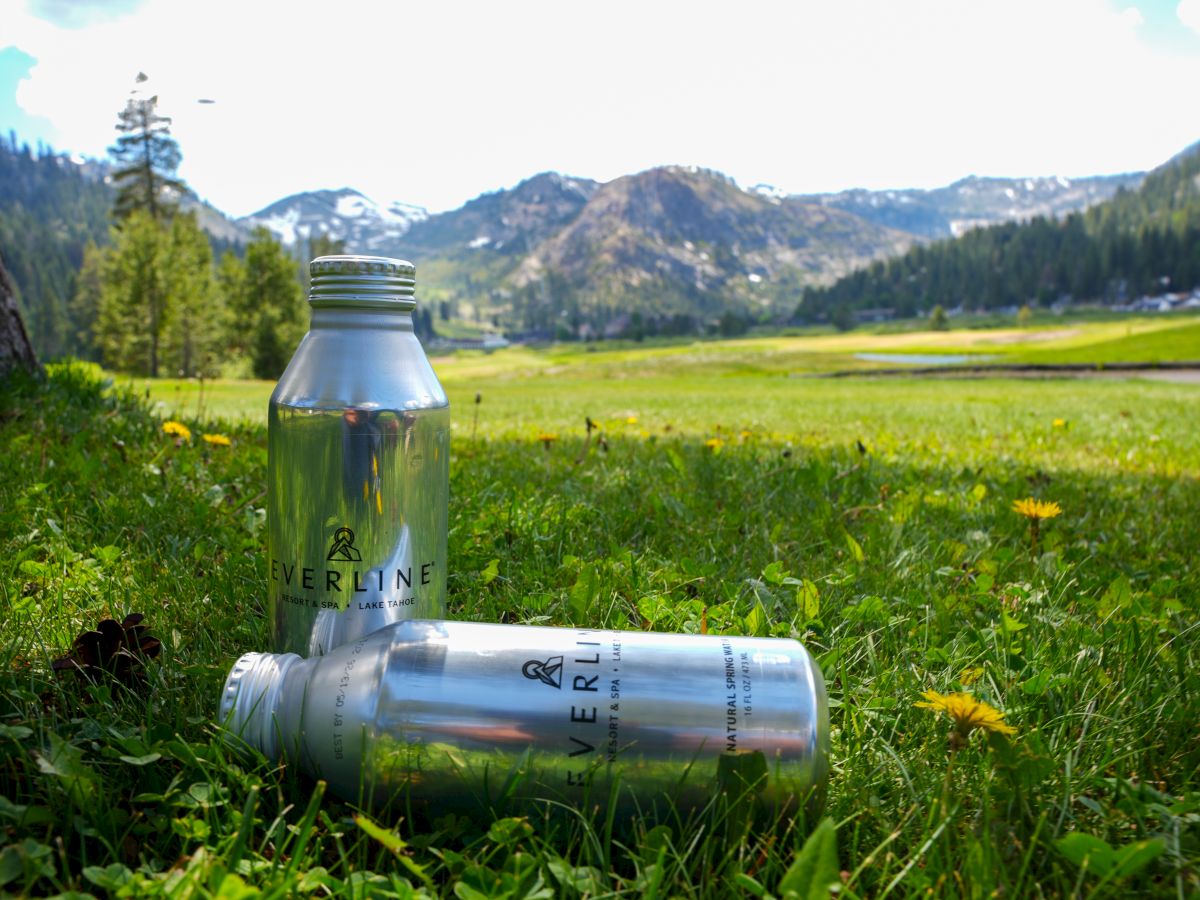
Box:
51;613;162;693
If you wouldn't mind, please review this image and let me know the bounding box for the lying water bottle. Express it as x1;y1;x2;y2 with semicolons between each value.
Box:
220;620;829;821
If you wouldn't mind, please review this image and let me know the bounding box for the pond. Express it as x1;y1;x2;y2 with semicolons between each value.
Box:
854;352;990;365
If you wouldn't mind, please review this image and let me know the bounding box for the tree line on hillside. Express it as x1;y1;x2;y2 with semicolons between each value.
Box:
798;147;1200;325
0;82;436;377
0;132;111;360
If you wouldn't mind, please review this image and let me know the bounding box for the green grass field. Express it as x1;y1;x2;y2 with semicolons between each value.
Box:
1;318;1198;897
130;314;1200;428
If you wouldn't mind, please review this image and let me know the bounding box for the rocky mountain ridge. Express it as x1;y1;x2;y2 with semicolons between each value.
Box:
511;166;915;318
244;169;1142;260
797;172;1145;240
233;164;1148;331
239;188;426;253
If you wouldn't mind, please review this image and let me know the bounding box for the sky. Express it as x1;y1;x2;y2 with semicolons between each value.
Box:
3;0;1200;217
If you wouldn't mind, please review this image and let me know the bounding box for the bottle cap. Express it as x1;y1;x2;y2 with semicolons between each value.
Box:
309;255;416;308
219;651;301;760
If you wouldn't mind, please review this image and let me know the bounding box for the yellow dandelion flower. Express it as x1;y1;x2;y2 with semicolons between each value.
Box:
162;421;191;441
959;666;985;686
739;430;753;440
536;433;558;449
705;437;724;451
1052;418;1066;428
201;433;231;447
626;416;638;425
1011;497;1062;520
916;690;1016;736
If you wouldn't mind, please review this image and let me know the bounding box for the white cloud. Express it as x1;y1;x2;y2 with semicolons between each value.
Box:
1179;0;1200;35
1119;5;1145;27
6;0;1200;216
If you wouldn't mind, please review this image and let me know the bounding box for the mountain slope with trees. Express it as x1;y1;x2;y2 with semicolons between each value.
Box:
798;144;1200;323
0;135;112;359
507;166;915;333
241;165;1145;338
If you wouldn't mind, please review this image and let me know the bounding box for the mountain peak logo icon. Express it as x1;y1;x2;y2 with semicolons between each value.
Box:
522;655;563;689
327;527;362;562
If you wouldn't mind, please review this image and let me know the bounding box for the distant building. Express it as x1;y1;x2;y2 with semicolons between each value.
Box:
1116;290;1200;313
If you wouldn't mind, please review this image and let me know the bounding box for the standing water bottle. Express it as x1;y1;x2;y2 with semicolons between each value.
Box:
220;621;829;820
268;257;449;656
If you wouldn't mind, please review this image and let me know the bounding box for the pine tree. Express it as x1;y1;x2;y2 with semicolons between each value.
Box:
94;211;167;374
307;233;346;260
216;249;245;342
298;232;346;291
162;213;223;377
108;74;185;223
66;241;105;361
227;228;306;379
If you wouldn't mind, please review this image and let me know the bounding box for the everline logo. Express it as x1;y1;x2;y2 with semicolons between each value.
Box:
270;560;434;592
522;656;563;688
271;527;434;594
327;527;362;562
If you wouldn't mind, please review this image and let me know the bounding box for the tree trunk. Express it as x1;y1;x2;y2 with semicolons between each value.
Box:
0;250;41;379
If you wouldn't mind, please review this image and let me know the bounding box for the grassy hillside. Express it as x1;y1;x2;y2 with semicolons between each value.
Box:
0;357;1196;896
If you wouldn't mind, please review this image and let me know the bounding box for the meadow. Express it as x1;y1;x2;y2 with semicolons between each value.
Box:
0;317;1197;897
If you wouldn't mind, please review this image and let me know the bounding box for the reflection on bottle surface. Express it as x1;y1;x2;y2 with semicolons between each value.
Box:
269;402;447;654
221;621;829;822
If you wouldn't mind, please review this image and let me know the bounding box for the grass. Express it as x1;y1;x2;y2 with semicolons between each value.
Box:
128;314;1200;428
1;333;1198;897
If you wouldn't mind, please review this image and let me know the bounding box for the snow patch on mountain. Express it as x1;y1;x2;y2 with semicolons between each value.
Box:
240;188;428;253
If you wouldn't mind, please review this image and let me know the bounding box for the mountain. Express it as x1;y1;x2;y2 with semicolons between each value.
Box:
239;188;427;252
1088;140;1200;232
800;144;1200;320
511;166;915;320
5;127;1183;350
180;193;250;245
235;167;1149;335
399;172;599;256
797;172;1144;240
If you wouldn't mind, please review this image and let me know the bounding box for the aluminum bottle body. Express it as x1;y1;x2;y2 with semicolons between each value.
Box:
267;257;449;656
222;620;829;821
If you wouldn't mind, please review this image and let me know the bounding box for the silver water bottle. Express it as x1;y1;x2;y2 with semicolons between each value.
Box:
267;257;449;656
220;620;829;820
